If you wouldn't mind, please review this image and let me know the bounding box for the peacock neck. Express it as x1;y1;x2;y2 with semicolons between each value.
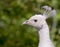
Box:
38;22;53;47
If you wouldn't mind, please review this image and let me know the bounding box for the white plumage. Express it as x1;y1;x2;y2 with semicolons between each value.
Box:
23;6;56;47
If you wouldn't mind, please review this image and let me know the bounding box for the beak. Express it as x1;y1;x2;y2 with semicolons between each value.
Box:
22;20;29;25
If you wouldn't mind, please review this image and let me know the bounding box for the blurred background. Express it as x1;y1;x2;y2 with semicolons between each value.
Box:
0;0;60;47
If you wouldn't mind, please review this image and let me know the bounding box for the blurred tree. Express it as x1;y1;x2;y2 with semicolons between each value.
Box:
0;0;60;47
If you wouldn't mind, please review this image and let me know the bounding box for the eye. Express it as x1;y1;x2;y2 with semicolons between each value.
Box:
34;19;37;22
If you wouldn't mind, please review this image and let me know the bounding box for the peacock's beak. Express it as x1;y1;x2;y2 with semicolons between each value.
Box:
22;20;30;25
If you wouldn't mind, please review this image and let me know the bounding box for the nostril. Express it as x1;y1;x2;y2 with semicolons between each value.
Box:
22;20;30;25
26;20;29;23
26;21;28;22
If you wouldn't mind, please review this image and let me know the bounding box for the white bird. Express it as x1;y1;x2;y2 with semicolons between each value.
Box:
22;6;56;47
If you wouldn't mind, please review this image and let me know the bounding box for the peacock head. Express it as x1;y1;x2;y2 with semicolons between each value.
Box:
22;14;46;29
22;6;56;29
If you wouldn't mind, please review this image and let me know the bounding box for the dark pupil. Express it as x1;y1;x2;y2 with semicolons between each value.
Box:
34;19;37;22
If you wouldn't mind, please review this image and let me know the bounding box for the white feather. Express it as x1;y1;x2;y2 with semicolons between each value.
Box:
42;6;56;19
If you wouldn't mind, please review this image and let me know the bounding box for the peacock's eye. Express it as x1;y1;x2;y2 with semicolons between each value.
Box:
34;19;37;22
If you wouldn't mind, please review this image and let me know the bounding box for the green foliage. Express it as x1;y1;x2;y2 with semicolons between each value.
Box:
0;0;60;47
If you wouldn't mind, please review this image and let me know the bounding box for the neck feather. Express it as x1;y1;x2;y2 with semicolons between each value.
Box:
39;22;50;41
38;22;54;47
